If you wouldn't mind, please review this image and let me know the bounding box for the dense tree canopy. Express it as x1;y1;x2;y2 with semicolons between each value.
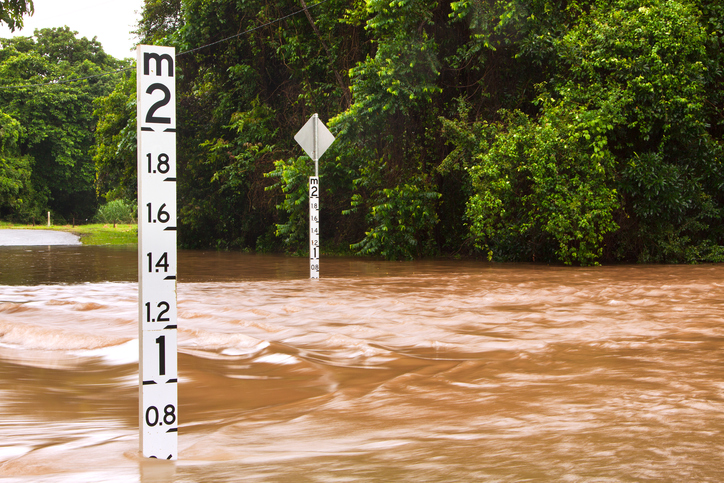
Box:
0;27;123;222
456;0;724;263
8;0;724;265
0;111;31;213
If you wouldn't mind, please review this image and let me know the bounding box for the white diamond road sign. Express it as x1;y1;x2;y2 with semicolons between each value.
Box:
294;114;335;170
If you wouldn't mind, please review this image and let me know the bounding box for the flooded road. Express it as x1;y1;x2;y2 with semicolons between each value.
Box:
0;246;722;481
0;229;81;247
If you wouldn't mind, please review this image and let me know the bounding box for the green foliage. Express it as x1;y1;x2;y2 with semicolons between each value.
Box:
557;0;710;143
347;0;441;116
554;0;724;262
0;27;123;222
95;199;136;224
0;110;46;223
328;0;452;259
463;100;621;265
0;0;33;32
0;111;32;214
445;0;724;264
265;155;314;253
92;70;136;202
183;98;280;250
135;0;183;46
349;178;441;260
79;0;723;263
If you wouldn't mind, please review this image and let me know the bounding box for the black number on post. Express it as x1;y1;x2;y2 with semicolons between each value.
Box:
145;84;171;124
164;405;176;425
156;335;166;376
147;252;170;272
146;203;170;223
145;301;170;322
145;406;159;426
146;153;170;174
157;301;170;321
157;154;170;173
145;405;176;427
157;204;170;223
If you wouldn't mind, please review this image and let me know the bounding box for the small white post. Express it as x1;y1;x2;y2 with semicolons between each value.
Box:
47;211;51;227
310;176;320;279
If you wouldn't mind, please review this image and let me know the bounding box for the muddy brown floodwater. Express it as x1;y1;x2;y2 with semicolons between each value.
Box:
0;246;723;482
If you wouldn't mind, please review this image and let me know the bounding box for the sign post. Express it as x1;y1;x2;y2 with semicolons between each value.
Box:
294;114;334;279
137;45;178;459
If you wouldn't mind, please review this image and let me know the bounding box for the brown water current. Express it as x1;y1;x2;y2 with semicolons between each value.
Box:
0;246;723;481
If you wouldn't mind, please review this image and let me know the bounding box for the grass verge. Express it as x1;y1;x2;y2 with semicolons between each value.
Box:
0;222;138;245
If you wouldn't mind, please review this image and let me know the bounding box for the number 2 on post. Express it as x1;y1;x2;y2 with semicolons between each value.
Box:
145;83;171;124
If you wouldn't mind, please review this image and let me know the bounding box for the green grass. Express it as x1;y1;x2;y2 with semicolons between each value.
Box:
0;222;138;245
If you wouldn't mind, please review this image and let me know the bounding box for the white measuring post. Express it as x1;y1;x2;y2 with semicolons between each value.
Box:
309;176;320;278
137;45;178;460
294;114;334;279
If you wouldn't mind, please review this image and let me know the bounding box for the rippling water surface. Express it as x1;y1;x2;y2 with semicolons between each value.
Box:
0;246;723;481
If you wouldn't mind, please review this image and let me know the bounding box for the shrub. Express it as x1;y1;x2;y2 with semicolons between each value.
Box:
95;199;136;225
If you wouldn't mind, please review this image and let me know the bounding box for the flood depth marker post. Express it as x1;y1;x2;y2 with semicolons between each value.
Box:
137;45;178;459
294;114;335;279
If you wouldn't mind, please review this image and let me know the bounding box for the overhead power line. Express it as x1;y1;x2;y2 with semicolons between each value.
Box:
177;0;330;57
0;0;330;91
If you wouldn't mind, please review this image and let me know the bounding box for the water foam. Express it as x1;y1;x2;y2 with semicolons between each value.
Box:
0;320;123;351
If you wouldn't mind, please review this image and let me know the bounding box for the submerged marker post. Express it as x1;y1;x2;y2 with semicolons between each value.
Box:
137;45;178;459
309;176;320;278
294;114;335;279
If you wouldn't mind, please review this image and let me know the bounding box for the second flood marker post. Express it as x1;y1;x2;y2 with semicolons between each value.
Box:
294;114;335;279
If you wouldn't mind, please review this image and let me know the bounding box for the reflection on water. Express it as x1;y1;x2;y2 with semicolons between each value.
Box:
0;245;723;481
0;245;457;285
0;245;137;285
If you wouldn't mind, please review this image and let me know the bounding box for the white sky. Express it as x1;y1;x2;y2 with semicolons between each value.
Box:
0;0;145;59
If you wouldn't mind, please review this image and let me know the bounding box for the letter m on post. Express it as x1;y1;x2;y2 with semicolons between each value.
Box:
144;53;174;77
